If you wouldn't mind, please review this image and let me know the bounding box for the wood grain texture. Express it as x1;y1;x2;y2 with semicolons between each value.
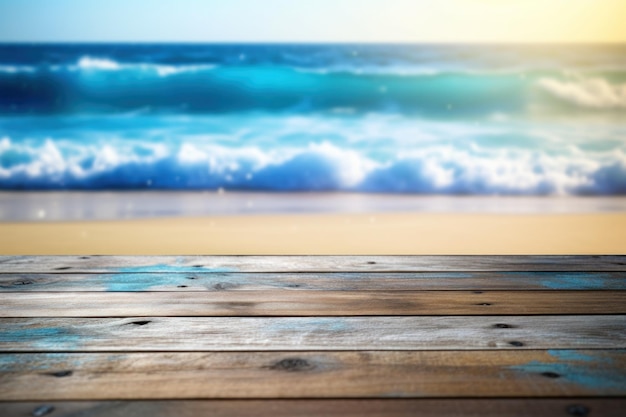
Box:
0;350;624;400
1;256;623;405
2;399;625;417
2;271;625;292
1;316;624;352
2;255;626;273
1;291;625;317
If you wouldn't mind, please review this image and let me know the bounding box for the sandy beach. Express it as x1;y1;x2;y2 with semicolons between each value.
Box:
1;211;625;255
1;193;624;255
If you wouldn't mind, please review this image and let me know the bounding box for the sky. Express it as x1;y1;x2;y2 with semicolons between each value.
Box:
0;0;625;43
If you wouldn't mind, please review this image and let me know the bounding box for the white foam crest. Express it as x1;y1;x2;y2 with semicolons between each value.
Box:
152;64;216;77
177;141;374;187
15;140;67;178
0;65;37;74
371;144;608;195
73;56;216;77
177;143;272;172
305;142;376;187
538;77;626;109
1;114;626;194
0;137;10;151
177;143;206;164
77;56;121;70
92;145;121;171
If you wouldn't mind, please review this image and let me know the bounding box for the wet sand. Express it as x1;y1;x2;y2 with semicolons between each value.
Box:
3;192;626;221
1;212;625;255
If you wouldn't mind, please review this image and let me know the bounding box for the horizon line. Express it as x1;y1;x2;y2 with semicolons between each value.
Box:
1;40;626;45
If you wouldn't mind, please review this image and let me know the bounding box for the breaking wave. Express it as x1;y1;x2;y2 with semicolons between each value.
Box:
1;115;625;194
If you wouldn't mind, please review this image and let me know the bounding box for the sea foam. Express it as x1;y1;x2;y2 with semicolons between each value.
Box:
1;114;625;194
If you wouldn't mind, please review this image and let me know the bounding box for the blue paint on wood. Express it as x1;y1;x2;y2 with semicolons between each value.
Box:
104;264;236;291
0;353;74;371
104;272;193;292
0;326;82;350
422;273;475;279
510;350;626;391
547;350;611;363
303;318;351;332
504;272;626;290
268;318;351;333
539;273;608;290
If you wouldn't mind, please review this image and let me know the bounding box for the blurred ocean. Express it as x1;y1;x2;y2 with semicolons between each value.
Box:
1;43;625;194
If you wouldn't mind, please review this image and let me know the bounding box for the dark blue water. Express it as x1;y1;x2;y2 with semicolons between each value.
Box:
1;44;625;193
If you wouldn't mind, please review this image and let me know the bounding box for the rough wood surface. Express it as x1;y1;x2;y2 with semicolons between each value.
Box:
1;291;625;317
2;271;624;292
1;255;623;406
2;255;626;273
1;316;624;352
0;350;624;400
2;399;624;417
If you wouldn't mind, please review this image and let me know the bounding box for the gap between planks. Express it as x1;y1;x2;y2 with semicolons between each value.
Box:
1;399;625;417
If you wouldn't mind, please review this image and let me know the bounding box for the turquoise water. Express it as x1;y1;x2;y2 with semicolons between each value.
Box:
1;44;625;194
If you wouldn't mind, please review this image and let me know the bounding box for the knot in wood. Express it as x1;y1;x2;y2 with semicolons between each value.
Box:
32;405;55;417
566;405;590;417
214;282;237;290
46;370;73;378
130;320;152;326
270;358;314;372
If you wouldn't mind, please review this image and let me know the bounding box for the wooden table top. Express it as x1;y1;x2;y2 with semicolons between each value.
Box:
0;256;625;416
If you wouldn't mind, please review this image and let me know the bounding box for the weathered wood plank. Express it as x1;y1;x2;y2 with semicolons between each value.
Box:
2;271;625;292
3;400;625;417
2;255;625;273
1;316;624;351
1;291;625;317
0;350;624;399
